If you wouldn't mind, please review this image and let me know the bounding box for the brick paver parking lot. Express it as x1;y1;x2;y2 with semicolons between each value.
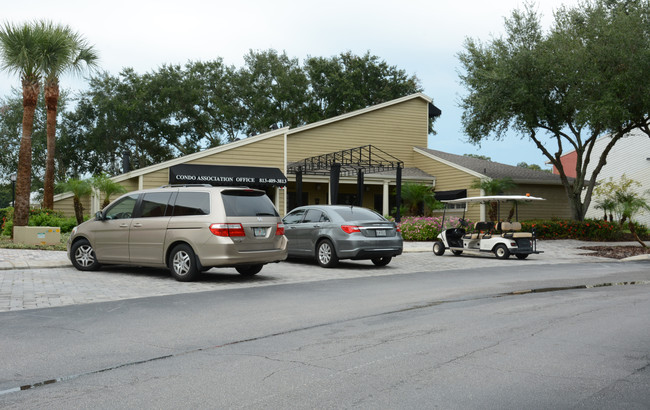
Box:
0;240;645;312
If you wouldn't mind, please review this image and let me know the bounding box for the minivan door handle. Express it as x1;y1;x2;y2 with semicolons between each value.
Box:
133;223;142;228
119;223;129;228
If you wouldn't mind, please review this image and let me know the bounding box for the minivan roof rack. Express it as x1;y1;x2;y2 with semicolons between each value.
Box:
159;184;214;188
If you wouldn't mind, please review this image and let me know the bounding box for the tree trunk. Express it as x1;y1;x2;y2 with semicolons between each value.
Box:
43;83;59;210
73;197;84;225
628;220;647;248
13;80;40;227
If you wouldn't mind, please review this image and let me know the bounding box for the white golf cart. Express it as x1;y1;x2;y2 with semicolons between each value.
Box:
432;195;545;259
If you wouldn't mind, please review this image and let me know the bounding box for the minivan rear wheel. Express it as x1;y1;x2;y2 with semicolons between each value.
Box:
169;244;199;282
236;264;263;276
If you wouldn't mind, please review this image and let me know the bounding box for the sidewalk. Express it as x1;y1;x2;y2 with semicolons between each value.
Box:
0;248;71;270
0;240;648;312
0;240;648;270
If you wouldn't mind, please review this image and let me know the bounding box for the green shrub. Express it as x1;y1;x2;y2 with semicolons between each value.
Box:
395;216;471;241
1;207;13;236
1;207;80;235
520;219;622;241
394;217;628;242
0;207;11;225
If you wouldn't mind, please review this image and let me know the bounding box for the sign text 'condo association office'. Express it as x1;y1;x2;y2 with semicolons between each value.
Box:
169;164;288;188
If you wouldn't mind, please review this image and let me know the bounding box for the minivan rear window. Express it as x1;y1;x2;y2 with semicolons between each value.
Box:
172;192;210;216
221;190;279;217
139;192;172;218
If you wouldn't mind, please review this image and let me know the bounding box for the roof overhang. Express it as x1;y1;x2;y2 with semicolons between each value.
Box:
443;195;546;205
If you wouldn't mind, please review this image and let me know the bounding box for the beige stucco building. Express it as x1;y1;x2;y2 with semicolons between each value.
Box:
53;93;572;222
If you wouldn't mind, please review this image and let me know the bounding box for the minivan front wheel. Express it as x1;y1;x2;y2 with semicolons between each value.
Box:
169;244;199;282
71;239;101;271
316;239;339;268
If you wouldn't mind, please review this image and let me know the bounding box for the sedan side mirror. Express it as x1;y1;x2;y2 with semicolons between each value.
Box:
95;211;105;221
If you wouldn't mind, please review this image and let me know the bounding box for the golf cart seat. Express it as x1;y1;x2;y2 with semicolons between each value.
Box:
463;221;494;239
500;221;533;238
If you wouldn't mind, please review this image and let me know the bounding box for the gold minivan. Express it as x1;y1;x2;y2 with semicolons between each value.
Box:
67;186;288;281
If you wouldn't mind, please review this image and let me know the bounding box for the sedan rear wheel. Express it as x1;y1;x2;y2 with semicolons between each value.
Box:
371;256;392;267
316;239;339;268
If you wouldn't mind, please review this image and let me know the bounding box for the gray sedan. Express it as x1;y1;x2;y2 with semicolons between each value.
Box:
282;205;403;268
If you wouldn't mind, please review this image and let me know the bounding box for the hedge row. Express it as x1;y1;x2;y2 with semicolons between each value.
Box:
396;217;644;242
1;207;80;236
395;216;471;241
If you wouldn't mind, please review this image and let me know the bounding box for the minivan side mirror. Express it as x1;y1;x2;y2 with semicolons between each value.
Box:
95;211;105;221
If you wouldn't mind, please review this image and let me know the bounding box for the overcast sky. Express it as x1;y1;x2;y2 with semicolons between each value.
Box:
2;0;582;168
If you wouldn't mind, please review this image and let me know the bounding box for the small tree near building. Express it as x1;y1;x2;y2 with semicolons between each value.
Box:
91;173;126;208
58;178;91;224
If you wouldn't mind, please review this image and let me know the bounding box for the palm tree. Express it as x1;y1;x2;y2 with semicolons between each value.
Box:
615;190;650;248
0;22;46;227
470;177;517;221
58;178;92;224
40;21;98;210
91;173;126;208
594;197;616;221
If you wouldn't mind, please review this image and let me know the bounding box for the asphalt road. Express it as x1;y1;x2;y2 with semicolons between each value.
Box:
1;261;649;409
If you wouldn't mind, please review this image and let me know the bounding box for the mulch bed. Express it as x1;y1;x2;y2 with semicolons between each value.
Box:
579;245;650;259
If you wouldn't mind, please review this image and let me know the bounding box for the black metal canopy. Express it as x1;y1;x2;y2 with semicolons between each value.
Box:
287;145;404;221
287;145;404;177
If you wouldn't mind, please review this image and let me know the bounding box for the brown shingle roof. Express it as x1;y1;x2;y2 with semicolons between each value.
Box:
416;147;564;184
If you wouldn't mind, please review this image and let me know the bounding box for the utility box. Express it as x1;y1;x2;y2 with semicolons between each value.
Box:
13;226;61;246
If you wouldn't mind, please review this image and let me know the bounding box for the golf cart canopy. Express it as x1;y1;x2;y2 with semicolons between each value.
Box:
442;195;546;205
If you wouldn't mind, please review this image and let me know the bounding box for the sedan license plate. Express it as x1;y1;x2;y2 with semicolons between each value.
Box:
376;229;386;237
253;227;267;237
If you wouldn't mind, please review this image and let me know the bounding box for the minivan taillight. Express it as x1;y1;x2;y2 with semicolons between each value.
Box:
341;225;361;234
209;223;246;237
276;223;285;236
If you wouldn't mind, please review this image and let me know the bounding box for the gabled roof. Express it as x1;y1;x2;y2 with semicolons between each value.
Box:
111;127;289;183
415;147;564;184
105;93;438;181
287;93;437;135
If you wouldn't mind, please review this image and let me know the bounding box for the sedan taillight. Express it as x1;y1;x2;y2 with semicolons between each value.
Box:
209;223;246;237
276;223;285;236
341;225;361;234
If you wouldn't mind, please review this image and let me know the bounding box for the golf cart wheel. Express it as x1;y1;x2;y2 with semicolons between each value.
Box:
494;244;510;259
451;250;463;256
515;253;529;260
433;241;445;256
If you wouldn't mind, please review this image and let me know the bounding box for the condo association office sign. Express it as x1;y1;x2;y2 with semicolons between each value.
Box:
169;164;287;187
